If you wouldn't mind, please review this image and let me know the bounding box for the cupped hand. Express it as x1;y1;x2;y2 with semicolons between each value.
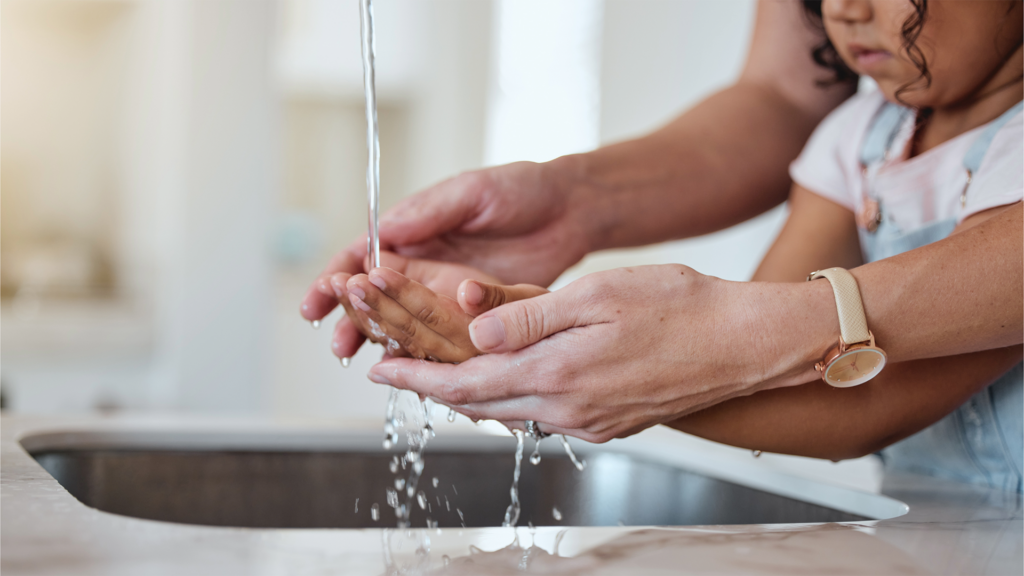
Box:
378;161;591;286
299;159;591;332
365;264;811;443
345;269;549;363
314;251;507;360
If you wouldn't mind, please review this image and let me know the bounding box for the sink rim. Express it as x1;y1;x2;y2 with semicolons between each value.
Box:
18;426;910;523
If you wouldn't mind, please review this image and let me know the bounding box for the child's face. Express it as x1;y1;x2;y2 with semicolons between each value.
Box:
822;0;1023;108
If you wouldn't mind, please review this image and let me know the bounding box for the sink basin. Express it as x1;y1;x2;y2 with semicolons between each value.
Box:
25;429;902;529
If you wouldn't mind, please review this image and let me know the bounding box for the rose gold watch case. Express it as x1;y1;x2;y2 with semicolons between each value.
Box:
814;331;887;388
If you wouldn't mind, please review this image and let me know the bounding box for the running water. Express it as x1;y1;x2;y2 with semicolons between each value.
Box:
502;429;526;527
359;0;381;270
357;0;583;528
529;435;543;465
558;435;587;471
382;388;400;449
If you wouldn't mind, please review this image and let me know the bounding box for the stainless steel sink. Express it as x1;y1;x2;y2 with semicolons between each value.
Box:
26;430;886;529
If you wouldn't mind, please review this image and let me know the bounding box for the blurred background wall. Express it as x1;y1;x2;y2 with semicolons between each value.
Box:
2;0;784;418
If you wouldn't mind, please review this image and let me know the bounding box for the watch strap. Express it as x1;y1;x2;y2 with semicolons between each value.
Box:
808;268;871;345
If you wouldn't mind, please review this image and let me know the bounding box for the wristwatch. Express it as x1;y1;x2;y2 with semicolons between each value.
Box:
807;268;887;387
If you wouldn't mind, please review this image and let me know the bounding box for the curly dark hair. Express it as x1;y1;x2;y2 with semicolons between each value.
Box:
801;0;931;103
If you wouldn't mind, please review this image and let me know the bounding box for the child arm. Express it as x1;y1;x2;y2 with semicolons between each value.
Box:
669;345;1022;460
668;192;1023;459
753;183;863;282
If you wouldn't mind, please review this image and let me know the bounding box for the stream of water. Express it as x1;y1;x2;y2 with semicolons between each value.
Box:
359;0;381;271
357;0;583;529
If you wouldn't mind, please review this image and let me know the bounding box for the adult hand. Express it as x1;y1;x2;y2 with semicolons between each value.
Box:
299;159;593;332
366;264;822;443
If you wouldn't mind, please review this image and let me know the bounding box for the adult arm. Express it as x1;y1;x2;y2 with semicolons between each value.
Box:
300;0;854;360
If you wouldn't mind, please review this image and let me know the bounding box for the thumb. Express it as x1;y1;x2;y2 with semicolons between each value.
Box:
468;289;584;353
378;174;485;247
458;279;549;316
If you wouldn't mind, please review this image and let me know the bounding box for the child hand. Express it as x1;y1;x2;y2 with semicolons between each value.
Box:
346;268;549;363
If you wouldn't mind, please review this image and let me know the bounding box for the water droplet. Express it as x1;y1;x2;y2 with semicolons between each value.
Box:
394;477;406;491
452;484;458;495
371;503;380;521
383;438;393;450
311;319;321;329
530;436;542;465
341;357;350;368
432;477;439;488
447;408;457;422
752;450;762;458
417;491;427;510
389;456;399;474
386;488;399;509
552;507;562;521
354;498;359;513
442;555;451;566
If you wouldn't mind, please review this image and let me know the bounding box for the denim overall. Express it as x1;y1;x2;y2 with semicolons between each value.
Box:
858;101;1023;493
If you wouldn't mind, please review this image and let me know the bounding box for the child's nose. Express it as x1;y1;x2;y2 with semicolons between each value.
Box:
823;0;873;24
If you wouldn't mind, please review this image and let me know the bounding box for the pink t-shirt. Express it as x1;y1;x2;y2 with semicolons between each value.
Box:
790;90;1022;231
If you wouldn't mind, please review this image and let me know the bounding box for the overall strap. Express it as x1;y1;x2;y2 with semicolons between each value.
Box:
860;102;911;166
962;100;1023;174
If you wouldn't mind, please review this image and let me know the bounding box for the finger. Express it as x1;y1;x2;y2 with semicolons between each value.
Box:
347;274;454;360
368;268;474;338
377;172;488;247
433;398;595;442
458;280;550;316
331;315;366;360
331;272;377;345
300;242;366;321
468;290;589;353
368;355;531;406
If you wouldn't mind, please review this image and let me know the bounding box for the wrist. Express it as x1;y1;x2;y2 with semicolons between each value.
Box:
741;279;841;391
544;152;610;255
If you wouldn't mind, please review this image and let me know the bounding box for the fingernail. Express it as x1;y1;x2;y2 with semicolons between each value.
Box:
349;286;366;300
349;293;371;312
368;372;392;385
470;316;506;350
369;274;386;291
463;281;484;306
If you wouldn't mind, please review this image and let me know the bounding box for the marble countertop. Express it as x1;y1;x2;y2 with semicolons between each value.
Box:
2;413;1021;575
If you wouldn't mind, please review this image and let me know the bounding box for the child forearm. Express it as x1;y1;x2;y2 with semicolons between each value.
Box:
668;345;1023;461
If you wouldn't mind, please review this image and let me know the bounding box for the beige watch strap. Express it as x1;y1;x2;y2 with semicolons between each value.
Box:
807;267;871;345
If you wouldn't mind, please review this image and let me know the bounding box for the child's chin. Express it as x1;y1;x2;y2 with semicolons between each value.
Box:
874;79;931;108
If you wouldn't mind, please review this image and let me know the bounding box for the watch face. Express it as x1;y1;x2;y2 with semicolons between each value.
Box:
824;348;886;388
